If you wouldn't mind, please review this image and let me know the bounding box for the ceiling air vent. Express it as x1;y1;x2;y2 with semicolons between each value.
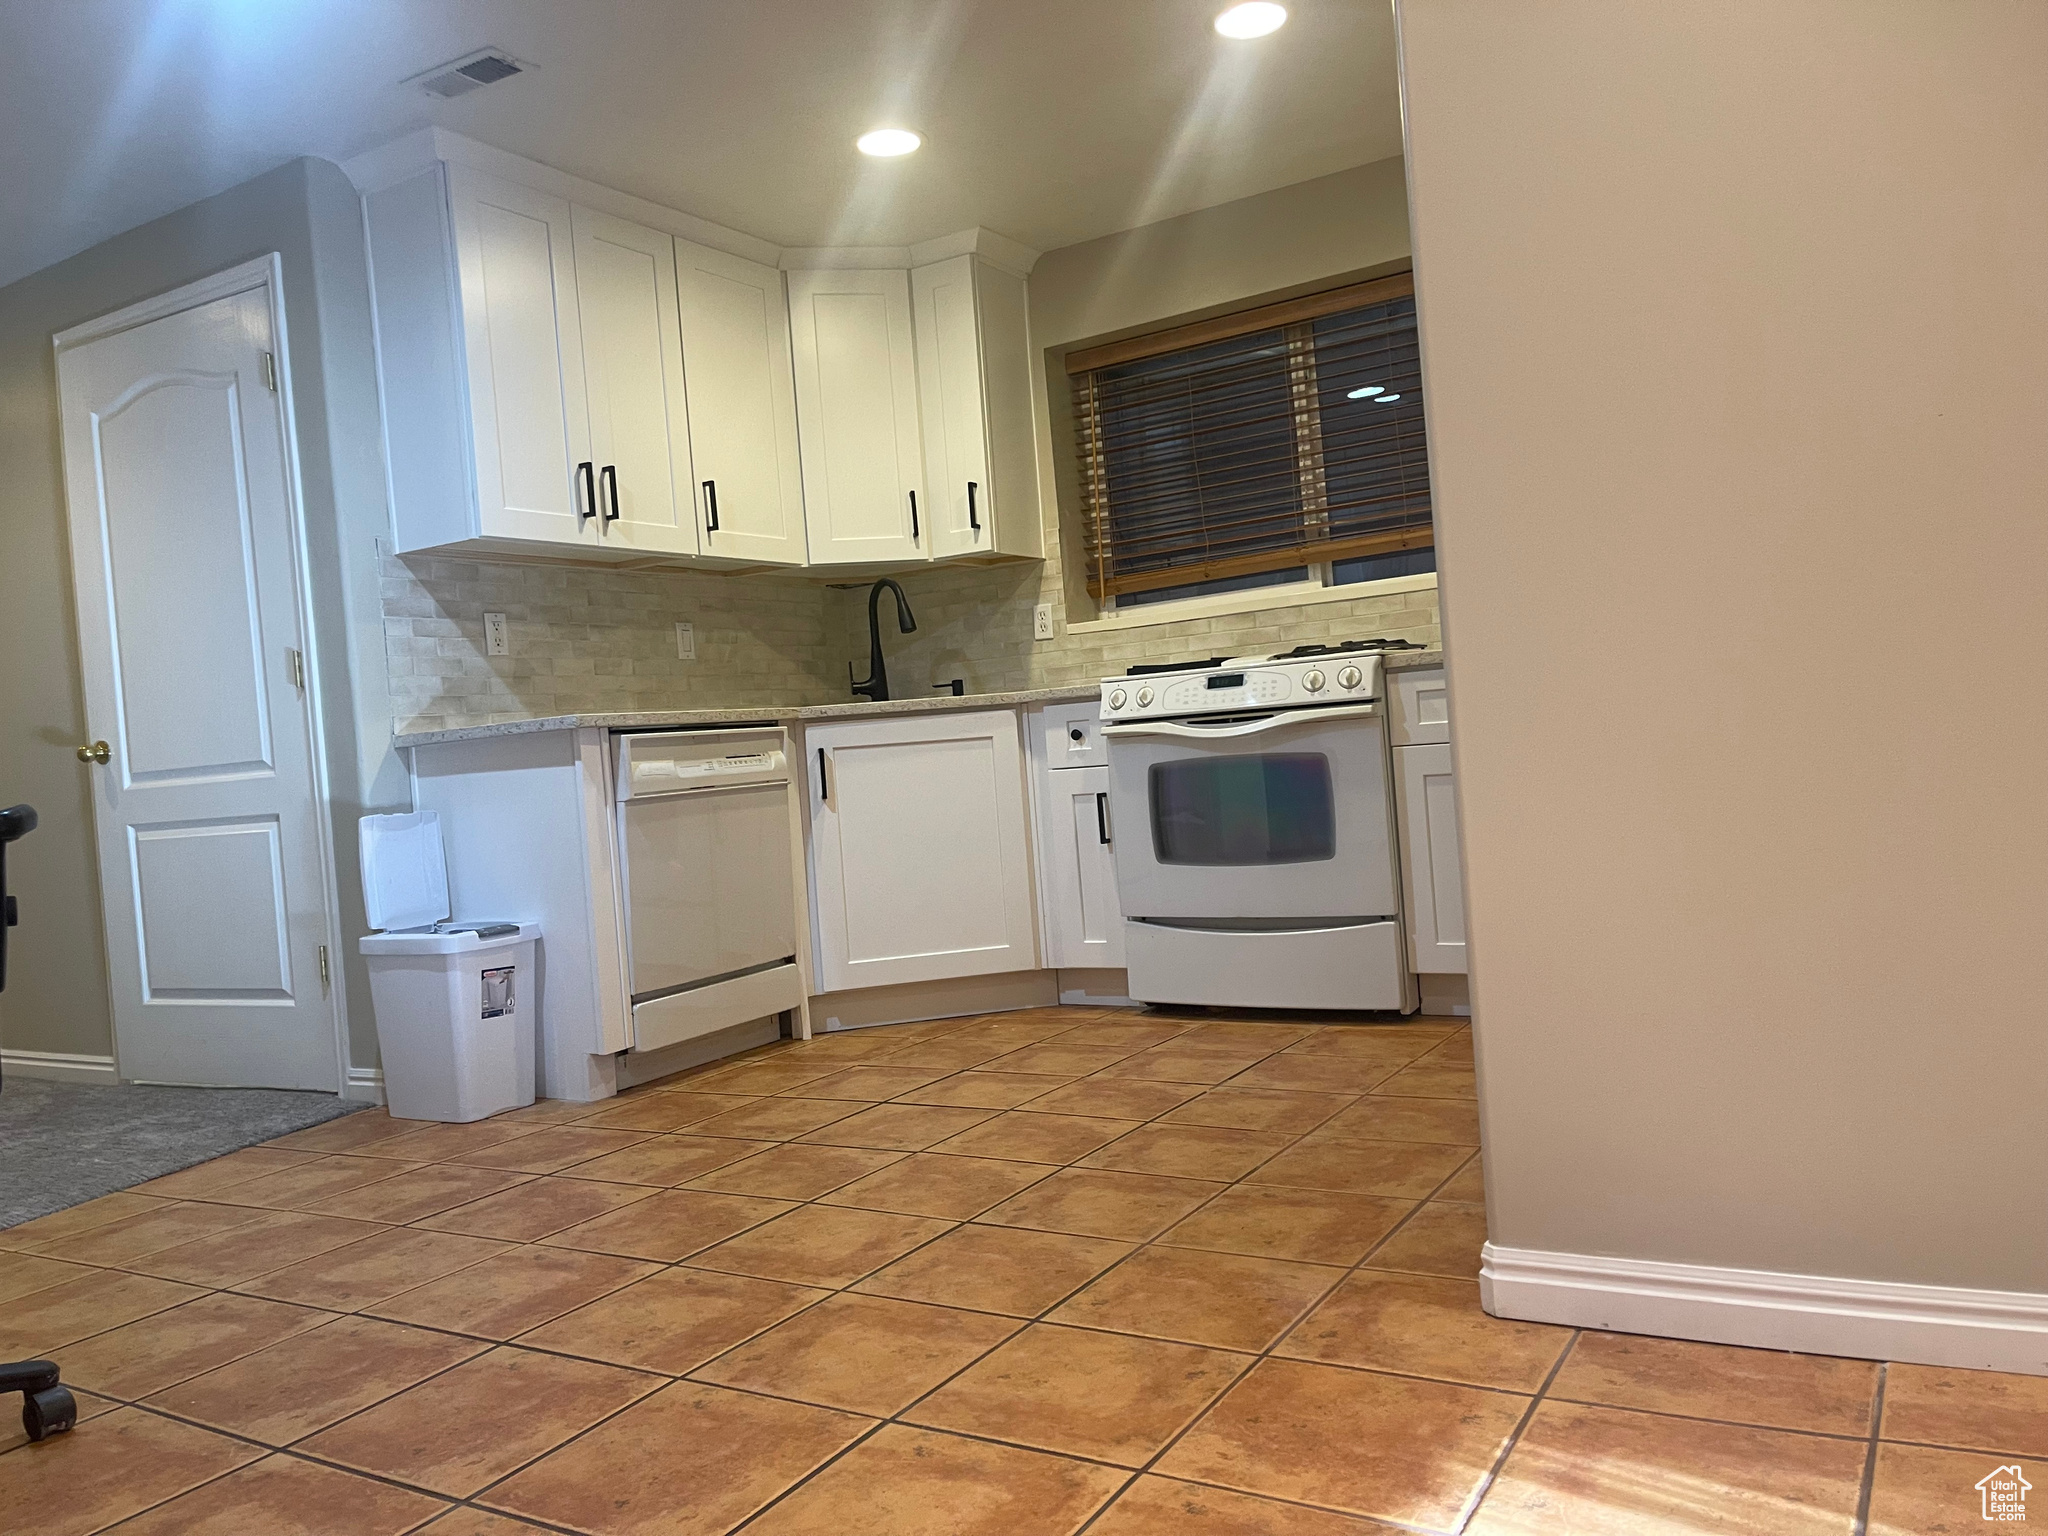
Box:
407;49;527;100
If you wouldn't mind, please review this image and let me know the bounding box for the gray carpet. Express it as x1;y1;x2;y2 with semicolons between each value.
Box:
0;1076;367;1229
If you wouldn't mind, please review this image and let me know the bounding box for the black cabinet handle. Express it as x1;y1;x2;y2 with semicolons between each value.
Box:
909;490;919;542
577;461;596;525
600;464;620;524
702;479;720;534
1095;792;1111;845
817;747;828;800
966;480;981;533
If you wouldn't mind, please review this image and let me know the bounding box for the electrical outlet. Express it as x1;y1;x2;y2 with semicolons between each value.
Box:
675;622;696;660
483;612;509;656
1033;603;1055;641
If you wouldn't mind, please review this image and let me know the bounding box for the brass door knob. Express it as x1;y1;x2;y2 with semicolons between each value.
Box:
76;740;110;764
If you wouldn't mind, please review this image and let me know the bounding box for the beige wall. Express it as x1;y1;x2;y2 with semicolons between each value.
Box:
843;156;1435;695
0;159;395;1074
1399;1;2048;1291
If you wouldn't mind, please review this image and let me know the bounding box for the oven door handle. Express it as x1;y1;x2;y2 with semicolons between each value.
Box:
1101;702;1379;741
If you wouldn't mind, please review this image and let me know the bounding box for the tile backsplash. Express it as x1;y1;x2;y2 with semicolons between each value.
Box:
382;542;1441;736
831;542;1442;697
382;553;843;734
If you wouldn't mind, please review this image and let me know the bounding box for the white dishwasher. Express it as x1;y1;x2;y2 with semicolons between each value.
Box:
614;728;807;1052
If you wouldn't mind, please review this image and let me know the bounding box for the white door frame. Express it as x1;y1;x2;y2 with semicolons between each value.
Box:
53;254;351;1094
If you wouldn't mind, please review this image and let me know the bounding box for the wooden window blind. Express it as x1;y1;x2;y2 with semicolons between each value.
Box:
1069;273;1432;601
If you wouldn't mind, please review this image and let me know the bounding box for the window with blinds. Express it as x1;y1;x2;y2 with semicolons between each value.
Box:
1068;273;1431;603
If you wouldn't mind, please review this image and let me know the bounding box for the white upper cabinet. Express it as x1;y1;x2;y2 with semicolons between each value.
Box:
446;166;593;547
571;205;696;557
786;268;926;566
357;133;1039;572
912;254;1041;560
673;239;808;566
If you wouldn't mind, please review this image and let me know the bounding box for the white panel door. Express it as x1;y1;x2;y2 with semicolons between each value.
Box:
787;268;924;565
808;711;1037;990
1396;743;1469;975
673;239;807;565
911;255;993;559
446;165;593;546
56;273;339;1088
1039;766;1126;970
571;206;696;556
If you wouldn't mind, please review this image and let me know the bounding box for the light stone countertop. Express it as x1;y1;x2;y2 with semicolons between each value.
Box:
391;648;1445;750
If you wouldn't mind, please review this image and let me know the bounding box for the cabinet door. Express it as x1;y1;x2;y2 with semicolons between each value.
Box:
911;256;992;559
446;166;593;545
787;269;925;565
1396;743;1468;974
1039;765;1126;970
571;206;696;557
674;239;807;565
808;710;1038;991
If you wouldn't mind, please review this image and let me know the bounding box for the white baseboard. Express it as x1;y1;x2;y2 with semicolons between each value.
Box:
614;1017;781;1091
809;970;1060;1033
1057;968;1134;1008
1482;1242;2048;1377
2;1048;119;1085
343;1066;386;1105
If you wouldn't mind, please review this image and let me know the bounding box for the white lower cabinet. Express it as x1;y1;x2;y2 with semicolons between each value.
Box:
806;710;1039;991
1395;741;1468;974
1037;764;1126;970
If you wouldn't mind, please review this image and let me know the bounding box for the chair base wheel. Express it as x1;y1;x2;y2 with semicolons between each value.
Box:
24;1385;75;1441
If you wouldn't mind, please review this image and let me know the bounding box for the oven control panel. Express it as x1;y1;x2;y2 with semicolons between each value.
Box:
1100;654;1383;721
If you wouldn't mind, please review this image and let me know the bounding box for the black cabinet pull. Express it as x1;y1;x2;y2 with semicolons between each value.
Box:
1095;792;1111;845
702;479;720;534
966;480;981;533
600;464;620;524
577;461;596;525
817;747;828;800
909;490;919;542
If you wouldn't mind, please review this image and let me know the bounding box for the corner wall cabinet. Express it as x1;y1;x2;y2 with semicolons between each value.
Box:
912;254;1041;560
353;131;1039;573
804;710;1039;992
786;268;927;566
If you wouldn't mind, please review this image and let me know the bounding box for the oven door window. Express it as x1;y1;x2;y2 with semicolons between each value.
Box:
1148;753;1336;865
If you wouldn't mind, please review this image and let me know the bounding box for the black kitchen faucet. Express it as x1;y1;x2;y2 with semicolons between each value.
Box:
849;578;917;702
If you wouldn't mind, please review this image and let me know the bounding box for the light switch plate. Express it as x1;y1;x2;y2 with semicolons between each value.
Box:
676;622;696;660
483;612;509;656
1033;603;1055;641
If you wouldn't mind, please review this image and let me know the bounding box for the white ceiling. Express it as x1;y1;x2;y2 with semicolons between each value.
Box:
0;0;1401;291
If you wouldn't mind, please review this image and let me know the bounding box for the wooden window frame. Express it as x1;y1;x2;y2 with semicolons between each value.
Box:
1070;272;1432;603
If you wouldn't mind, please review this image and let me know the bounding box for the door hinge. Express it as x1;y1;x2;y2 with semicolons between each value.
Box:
260;351;278;391
318;945;329;986
287;648;304;689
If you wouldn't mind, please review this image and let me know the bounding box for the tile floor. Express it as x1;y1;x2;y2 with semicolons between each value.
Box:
1;1005;2040;1535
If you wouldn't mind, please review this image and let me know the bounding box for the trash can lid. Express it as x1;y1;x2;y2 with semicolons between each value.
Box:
360;811;450;932
359;922;540;956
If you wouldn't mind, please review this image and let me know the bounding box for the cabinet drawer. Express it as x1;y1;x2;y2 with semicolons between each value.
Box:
1036;701;1105;768
1388;666;1451;746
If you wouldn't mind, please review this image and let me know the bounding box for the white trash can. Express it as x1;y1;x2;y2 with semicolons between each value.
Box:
358;812;540;1123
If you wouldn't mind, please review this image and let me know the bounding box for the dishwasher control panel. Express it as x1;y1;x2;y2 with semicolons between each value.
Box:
614;729;790;800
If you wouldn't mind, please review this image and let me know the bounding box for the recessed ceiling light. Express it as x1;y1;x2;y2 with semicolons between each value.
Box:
1374;393;1403;403
1347;386;1385;399
1214;2;1288;39
857;128;922;157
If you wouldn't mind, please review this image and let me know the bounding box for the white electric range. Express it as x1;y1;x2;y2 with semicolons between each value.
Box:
1099;640;1423;1012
